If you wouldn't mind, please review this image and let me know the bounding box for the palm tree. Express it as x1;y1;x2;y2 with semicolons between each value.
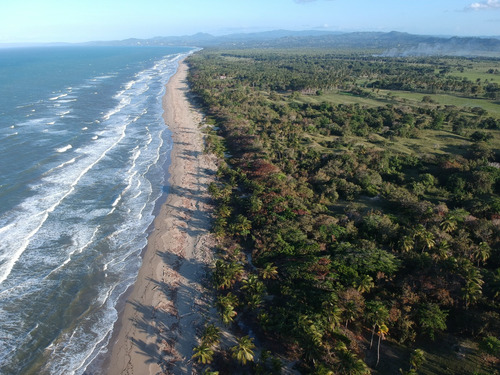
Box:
411;225;435;253
365;301;389;349
241;274;264;292
231;336;256;365
217;293;239;325
343;300;360;328
472;242;490;266
232;214;252;237
221;304;237;324
242;274;266;308
434;240;451;260
213;260;243;290
440;216;457;233
259;263;278;279
356;275;374;294
419;231;435;253
462;266;484;309
322;300;342;332
376;324;389;367
297;314;323;347
301;337;323;365
335;346;370;375
409;349;425;371
217;204;232;218
192;344;214;364
201;324;221;347
400;235;414;253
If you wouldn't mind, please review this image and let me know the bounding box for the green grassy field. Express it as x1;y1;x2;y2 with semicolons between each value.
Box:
297;90;386;108
294;87;500;118
449;61;500;86
377;90;500;118
306;128;472;157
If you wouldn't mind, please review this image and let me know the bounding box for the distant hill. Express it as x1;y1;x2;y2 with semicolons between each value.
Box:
86;30;344;47
86;30;500;57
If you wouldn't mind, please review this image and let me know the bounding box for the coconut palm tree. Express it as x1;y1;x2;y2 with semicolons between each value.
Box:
440;215;457;233
335;345;370;375
400;235;414;253
213;260;243;290
241;274;266;308
259;263;278;279
434;240;451;260
343;300;360;328
409;349;425;371
322;300;342;332
221;305;237;325
419;231;435;253
192;344;214;364
365;301;389;349
231;336;256;365
376;324;389;367
217;293;239;325
231;214;252;237
472;242;490;266
201;324;221;347
462;266;484;309
356;275;374;294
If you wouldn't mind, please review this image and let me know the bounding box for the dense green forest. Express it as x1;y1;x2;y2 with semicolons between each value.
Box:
186;49;500;374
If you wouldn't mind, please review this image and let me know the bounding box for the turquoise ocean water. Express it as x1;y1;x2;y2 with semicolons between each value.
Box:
0;45;193;374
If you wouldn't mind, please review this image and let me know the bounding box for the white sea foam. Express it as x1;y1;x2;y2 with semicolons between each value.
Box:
0;104;133;284
46;226;100;277
49;93;68;101
56;145;72;153
45;158;77;174
102;96;131;121
17;118;52;127
110;147;141;210
124;80;136;91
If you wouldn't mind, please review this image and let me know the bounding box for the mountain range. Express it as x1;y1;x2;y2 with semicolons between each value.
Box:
85;30;500;57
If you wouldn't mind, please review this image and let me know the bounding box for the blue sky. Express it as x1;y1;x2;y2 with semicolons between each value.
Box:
1;0;499;43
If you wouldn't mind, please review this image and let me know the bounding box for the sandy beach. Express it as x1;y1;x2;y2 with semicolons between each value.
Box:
104;60;217;375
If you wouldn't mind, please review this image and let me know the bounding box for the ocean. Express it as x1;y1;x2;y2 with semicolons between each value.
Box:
0;45;194;374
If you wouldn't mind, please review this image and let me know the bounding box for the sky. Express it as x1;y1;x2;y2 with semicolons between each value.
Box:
1;0;499;44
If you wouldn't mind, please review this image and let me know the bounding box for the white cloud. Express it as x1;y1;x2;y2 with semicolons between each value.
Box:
467;0;500;10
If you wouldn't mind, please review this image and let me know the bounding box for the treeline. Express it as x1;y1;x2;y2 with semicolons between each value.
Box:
187;50;500;374
193;50;500;99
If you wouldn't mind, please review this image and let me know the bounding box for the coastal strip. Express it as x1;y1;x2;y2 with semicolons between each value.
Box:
104;60;217;375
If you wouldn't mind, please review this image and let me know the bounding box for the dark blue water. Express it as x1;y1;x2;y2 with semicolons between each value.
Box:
0;45;194;374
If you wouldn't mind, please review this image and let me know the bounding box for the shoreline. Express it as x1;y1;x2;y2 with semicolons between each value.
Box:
101;60;217;375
